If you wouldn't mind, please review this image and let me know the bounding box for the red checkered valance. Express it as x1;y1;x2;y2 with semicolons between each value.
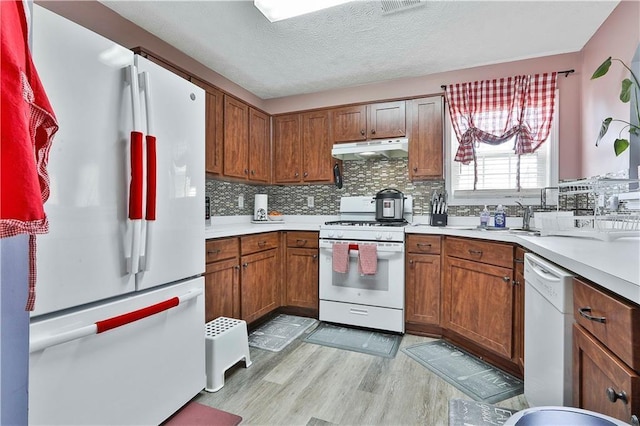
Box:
445;73;557;166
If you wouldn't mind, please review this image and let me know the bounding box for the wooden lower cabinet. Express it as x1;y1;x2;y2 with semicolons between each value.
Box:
204;237;240;322
405;235;442;329
513;247;527;374
442;237;515;363
240;247;280;324
284;232;319;312
573;324;640;424
204;258;239;322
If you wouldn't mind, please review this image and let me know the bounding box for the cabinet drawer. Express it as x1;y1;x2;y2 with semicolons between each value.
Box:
574;278;640;370
445;236;513;268
205;237;239;263
573;324;640;423
286;231;318;249
241;232;279;256
406;235;441;254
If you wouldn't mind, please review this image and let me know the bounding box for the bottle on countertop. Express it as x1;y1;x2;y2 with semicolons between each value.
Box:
480;205;490;228
494;204;506;228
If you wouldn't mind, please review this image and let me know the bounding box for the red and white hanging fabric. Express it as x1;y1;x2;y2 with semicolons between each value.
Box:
1;0;59;310
445;73;557;187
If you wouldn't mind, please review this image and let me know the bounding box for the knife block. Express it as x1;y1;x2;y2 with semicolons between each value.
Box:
430;213;448;227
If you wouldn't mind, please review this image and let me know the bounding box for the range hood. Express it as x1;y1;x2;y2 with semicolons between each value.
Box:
331;138;409;161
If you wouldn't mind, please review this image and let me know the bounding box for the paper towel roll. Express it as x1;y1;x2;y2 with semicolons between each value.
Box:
254;194;268;221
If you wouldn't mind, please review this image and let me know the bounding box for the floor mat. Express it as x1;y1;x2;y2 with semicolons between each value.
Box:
163;401;242;426
448;398;519;426
303;322;402;358
248;314;317;352
402;340;523;404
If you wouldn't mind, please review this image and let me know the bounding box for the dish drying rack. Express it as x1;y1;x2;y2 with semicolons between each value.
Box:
536;177;640;241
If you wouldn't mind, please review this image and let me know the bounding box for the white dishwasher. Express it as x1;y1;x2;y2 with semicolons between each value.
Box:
524;253;575;407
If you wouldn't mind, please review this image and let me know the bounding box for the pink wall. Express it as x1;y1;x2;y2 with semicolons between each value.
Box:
579;0;640;178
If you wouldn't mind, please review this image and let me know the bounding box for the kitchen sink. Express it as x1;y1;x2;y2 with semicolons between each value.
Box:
508;228;541;236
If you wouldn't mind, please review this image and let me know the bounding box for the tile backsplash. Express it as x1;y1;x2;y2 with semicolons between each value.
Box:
205;158;528;217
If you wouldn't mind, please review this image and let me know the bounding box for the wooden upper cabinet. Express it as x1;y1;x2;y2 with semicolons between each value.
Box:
330;101;406;143
223;95;249;179
410;96;443;180
302;110;334;182
369;101;406;139
273;111;335;184
249;108;270;183
330;105;367;142
273;114;302;183
223;95;270;183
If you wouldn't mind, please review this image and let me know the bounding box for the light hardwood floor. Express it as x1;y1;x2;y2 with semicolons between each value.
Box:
195;325;529;425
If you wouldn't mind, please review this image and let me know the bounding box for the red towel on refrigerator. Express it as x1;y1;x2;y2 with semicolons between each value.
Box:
358;244;377;275
332;243;349;273
1;1;59;310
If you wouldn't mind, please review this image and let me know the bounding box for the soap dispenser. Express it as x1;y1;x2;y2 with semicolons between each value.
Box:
480;205;490;228
494;204;506;228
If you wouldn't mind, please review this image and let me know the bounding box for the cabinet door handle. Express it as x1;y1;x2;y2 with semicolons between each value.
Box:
408;259;414;265
360;129;365;136
251;170;255;175
468;249;483;256
606;387;628;404
242;262;248;269
294;172;299;177
296;239;307;246
579;307;607;323
371;129;376;135
413;166;418;172
416;243;432;250
502;276;510;283
234;265;240;271
257;241;267;247
514;259;525;264
513;280;520;286
312;254;318;260
303;172;308;177
244;168;249;175
207;249;221;255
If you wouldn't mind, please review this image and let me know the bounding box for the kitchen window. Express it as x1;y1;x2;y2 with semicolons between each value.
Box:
445;93;559;206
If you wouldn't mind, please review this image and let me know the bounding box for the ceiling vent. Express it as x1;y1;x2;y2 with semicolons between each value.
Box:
380;0;425;14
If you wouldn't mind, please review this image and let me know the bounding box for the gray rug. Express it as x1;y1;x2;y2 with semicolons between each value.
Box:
303;322;402;358
402;340;523;403
449;399;519;426
248;314;317;352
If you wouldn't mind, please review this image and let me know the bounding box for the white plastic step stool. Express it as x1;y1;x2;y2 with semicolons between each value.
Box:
204;317;252;392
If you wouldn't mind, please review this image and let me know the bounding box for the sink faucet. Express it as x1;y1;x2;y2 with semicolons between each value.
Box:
515;202;534;230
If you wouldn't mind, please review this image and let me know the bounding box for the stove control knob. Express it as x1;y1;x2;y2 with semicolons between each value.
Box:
375;232;383;240
337;231;344;238
327;231;335;238
386;233;393;240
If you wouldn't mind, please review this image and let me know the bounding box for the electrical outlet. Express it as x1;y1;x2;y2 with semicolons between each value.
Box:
238;194;244;209
307;196;314;208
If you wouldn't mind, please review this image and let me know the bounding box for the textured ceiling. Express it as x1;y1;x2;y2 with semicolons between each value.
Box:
100;0;620;99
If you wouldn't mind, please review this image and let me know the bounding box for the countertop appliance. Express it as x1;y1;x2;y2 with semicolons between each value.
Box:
319;196;412;333
331;138;409;161
524;253;574;407
29;6;205;425
374;188;406;221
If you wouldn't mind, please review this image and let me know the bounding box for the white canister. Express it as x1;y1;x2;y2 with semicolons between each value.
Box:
254;194;268;221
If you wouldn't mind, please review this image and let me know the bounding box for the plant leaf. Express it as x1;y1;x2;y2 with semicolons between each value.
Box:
591;57;612;79
614;138;630;156
595;117;613;146
620;78;633;103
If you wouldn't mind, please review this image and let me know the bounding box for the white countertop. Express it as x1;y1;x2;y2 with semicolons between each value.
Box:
205;215;640;305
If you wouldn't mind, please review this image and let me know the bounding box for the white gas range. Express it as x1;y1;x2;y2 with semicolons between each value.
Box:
318;196;412;333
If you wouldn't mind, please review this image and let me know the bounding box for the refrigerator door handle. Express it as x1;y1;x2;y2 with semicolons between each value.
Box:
127;64;143;274
29;288;202;353
139;71;156;272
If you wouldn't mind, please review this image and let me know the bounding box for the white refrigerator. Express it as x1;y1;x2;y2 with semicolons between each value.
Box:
28;5;206;425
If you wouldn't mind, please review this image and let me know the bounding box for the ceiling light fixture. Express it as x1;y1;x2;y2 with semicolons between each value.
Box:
254;0;353;22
